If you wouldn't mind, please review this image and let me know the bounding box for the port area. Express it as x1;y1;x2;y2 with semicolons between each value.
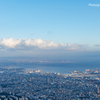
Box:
67;69;100;77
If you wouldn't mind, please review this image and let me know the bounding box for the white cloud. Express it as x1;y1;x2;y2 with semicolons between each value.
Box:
95;44;100;47
24;39;59;48
0;38;86;51
0;38;21;48
88;3;100;7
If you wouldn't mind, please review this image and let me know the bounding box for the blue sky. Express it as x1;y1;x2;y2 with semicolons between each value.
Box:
0;0;100;58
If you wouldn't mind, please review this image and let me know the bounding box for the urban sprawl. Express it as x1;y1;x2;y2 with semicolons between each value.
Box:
0;67;100;100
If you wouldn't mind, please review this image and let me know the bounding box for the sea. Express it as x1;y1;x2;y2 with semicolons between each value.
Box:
0;58;100;74
1;60;99;74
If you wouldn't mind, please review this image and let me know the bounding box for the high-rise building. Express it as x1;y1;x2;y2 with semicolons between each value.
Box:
97;87;99;93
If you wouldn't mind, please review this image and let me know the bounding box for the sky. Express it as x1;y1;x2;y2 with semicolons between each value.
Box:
0;0;100;59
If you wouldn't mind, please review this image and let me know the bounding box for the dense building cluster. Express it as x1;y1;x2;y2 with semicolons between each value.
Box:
0;67;100;100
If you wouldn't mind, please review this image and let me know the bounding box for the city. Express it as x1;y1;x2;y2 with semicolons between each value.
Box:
0;0;100;100
0;67;100;100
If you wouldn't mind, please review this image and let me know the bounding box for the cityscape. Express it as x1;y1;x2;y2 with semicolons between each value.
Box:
0;0;100;99
0;67;100;100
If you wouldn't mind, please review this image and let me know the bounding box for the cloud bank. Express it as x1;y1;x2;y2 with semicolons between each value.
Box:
88;3;100;7
0;38;86;51
95;44;100;47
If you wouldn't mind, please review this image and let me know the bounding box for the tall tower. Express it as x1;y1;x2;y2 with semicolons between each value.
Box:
97;87;99;93
48;77;49;84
